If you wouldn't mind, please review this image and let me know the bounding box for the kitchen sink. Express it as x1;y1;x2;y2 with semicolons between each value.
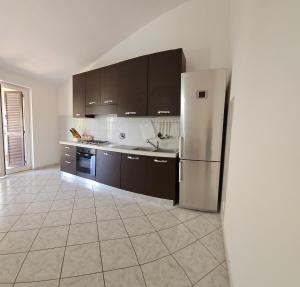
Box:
106;144;177;153
135;147;178;153
134;147;156;152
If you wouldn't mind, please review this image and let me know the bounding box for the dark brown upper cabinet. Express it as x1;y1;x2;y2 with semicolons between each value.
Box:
85;69;101;107
100;64;120;106
73;49;185;118
73;73;86;118
148;48;186;116
96;150;121;188
117;56;148;117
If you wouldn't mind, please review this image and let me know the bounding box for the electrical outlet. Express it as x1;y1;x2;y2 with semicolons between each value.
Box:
119;133;126;140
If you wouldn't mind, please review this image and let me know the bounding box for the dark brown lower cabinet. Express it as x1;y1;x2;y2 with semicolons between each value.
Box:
60;144;178;202
121;154;146;194
145;157;177;200
96;150;121;188
60;145;76;175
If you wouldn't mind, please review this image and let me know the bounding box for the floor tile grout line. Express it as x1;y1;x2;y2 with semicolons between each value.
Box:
111;193;148;287
197;237;224;264
182;219;219;240
57;186;78;286
0;208;216;256
0;231;203;258
145;210;194;286
12;190;59;285
1;171;227;286
191;261;224;287
92;186;106;287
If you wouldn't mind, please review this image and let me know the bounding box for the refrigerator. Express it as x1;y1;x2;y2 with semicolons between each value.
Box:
179;70;227;212
0;84;5;177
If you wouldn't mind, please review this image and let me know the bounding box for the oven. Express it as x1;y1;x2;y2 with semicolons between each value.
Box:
76;147;96;180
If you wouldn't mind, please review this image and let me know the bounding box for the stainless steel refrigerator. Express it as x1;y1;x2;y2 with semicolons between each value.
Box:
179;70;227;212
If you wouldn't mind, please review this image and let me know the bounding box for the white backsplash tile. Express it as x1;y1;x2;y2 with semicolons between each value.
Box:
59;115;180;150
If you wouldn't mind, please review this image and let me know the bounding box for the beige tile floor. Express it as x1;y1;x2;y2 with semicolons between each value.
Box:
0;167;230;287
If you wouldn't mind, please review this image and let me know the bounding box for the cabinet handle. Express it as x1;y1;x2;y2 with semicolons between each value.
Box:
154;159;168;163
65;153;71;157
125;112;136;115
127;156;139;160
103;152;112;156
65;161;71;164
104;100;113;104
157;110;170;114
76;113;81;117
88;101;96;105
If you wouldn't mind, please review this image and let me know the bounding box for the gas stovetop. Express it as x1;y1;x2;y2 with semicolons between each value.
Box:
81;140;109;146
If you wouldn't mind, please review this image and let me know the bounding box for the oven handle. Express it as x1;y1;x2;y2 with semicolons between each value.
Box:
76;152;94;157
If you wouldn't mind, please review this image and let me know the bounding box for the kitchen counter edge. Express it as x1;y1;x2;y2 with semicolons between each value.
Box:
59;141;178;158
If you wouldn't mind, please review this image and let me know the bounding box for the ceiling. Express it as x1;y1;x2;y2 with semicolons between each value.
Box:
0;0;188;83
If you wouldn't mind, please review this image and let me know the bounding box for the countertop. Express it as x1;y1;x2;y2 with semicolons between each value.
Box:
59;141;178;158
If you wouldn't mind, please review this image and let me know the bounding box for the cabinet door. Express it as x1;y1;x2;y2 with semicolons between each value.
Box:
85;69;101;107
96;150;121;188
73;73;86;118
100;64;120;105
148;49;185;116
121;154;146;194
117;56;148;117
145;157;176;200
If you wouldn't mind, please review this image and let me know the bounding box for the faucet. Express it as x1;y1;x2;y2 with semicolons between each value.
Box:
146;139;159;151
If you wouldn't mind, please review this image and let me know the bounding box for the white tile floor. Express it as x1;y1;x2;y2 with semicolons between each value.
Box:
0;167;230;287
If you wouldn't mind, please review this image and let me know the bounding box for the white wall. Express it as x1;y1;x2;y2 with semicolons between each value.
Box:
58;0;231;116
0;68;59;168
223;0;300;286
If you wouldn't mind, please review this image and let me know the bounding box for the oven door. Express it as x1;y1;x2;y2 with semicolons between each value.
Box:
76;148;96;180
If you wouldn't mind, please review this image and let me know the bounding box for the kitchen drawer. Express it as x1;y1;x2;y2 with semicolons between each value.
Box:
61;145;76;159
145;156;177;200
121;154;146;194
96;150;121;188
60;157;76;175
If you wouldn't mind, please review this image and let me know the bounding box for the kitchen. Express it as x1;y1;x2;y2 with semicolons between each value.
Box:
60;49;227;211
0;0;298;286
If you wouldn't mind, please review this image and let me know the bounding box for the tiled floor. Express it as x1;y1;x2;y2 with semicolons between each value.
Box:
0;167;230;287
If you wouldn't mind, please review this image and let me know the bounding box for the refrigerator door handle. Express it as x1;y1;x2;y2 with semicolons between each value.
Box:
179;136;183;158
179;161;183;182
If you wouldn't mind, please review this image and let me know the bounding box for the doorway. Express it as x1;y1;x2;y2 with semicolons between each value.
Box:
0;82;32;176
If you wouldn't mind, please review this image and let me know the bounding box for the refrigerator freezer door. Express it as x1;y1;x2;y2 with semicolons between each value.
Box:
179;160;220;211
180;70;226;161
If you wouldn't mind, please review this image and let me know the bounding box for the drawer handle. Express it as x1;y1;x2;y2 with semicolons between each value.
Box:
127;156;139;160
88;101;96;105
125;112;136;115
64;146;70;149
103;152;112;156
154;159;168;163
104;100;113;104
157;110;170;114
65;161;71;164
76;113;81;117
65;153;71;157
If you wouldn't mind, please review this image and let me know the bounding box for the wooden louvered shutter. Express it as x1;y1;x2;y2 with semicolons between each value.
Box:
4;91;25;167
